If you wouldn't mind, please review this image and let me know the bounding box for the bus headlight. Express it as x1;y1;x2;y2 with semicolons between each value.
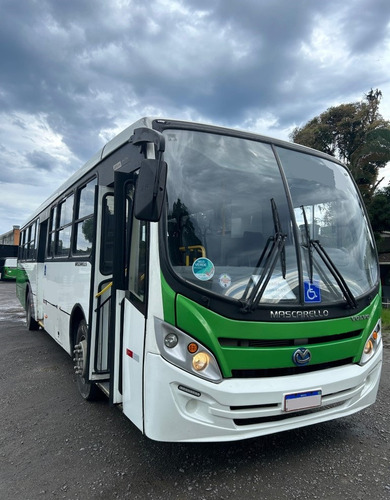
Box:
192;352;210;371
155;318;222;383
359;320;382;365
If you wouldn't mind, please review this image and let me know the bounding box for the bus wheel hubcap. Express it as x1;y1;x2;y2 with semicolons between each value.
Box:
73;340;87;378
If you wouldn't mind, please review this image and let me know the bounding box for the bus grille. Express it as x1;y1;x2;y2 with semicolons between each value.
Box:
219;329;362;348
231;358;354;378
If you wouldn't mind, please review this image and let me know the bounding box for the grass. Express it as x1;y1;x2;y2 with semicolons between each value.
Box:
382;307;390;331
381;308;390;347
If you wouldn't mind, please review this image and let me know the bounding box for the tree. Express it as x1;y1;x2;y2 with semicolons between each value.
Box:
367;185;390;234
291;89;390;203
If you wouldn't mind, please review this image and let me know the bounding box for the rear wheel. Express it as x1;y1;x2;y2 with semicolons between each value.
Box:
73;319;99;400
26;290;39;331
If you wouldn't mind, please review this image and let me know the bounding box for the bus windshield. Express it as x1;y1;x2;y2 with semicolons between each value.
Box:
163;129;378;307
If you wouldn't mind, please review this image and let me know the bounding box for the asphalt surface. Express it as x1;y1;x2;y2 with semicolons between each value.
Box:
0;280;389;500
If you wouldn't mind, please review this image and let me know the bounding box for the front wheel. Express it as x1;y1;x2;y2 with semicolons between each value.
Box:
73;319;99;400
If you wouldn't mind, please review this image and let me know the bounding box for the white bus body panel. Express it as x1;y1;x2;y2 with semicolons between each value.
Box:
121;222;163;430
42;261;92;354
122;298;146;432
143;344;382;442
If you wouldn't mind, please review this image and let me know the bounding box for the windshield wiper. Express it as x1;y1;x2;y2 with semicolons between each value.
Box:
300;206;357;309
240;199;287;313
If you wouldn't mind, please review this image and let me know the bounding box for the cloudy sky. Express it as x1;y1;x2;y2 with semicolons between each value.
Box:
1;0;390;235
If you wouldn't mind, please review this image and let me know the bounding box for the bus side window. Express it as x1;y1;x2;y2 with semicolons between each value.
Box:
27;220;39;260
18;230;24;260
47;206;57;258
55;195;74;257
21;222;38;261
73;178;97;256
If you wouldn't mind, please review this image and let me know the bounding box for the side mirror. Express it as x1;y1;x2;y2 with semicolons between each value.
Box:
134;159;167;222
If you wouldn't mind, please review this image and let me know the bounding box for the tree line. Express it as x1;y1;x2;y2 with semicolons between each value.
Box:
291;89;390;239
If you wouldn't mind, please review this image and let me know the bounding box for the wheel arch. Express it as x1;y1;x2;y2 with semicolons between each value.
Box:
25;282;40;331
69;304;87;350
24;281;32;307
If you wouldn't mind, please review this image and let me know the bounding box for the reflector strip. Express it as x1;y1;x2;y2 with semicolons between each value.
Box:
126;348;139;362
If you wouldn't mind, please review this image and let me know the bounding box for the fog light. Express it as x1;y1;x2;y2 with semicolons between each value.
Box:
192;352;210;371
164;333;178;348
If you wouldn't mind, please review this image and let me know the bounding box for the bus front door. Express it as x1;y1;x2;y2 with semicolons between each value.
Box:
120;214;148;432
88;188;115;397
121;293;145;432
108;173;148;431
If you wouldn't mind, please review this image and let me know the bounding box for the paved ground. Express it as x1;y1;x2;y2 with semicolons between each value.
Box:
0;280;389;499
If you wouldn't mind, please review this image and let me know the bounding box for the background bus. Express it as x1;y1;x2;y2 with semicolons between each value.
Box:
16;118;382;442
2;257;18;280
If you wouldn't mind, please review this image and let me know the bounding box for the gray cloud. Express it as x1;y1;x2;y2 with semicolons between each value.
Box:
0;0;389;232
341;0;390;53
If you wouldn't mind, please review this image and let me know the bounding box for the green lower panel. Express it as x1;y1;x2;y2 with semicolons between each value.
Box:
174;293;381;378
222;339;362;371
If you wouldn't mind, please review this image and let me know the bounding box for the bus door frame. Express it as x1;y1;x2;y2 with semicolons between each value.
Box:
108;128;166;429
110;169;147;430
89;186;115;391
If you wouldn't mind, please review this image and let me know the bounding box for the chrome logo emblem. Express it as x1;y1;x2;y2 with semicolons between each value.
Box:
292;348;311;366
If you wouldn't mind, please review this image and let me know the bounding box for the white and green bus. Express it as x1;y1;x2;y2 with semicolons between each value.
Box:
16;118;382;442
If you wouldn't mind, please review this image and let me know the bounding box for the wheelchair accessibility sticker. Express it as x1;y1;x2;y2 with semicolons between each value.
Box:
304;280;321;303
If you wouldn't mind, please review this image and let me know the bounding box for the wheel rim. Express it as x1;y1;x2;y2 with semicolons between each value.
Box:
74;321;94;399
74;339;87;378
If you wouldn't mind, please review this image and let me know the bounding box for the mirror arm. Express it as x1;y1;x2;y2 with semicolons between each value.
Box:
131;128;166;201
131;127;168;222
131;127;166;155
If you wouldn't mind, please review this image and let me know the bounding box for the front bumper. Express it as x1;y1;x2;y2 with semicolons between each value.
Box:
143;343;382;442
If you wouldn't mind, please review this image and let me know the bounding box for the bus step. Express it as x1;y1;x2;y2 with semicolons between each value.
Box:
96;381;110;397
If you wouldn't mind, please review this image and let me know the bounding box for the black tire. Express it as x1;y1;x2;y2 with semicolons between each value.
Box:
26;290;39;331
74;319;99;401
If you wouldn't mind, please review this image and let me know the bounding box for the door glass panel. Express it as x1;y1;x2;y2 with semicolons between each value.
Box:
101;195;115;275
128;219;147;302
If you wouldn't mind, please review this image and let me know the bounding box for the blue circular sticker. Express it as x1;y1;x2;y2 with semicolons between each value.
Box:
192;257;215;281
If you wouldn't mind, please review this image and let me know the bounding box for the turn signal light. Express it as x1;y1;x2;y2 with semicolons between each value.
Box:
187;342;198;354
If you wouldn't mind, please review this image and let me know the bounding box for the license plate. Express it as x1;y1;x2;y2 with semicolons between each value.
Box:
283;389;322;412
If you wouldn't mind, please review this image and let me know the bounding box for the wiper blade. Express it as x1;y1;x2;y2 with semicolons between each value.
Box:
300;206;357;309
271;198;286;279
240;199;287;313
